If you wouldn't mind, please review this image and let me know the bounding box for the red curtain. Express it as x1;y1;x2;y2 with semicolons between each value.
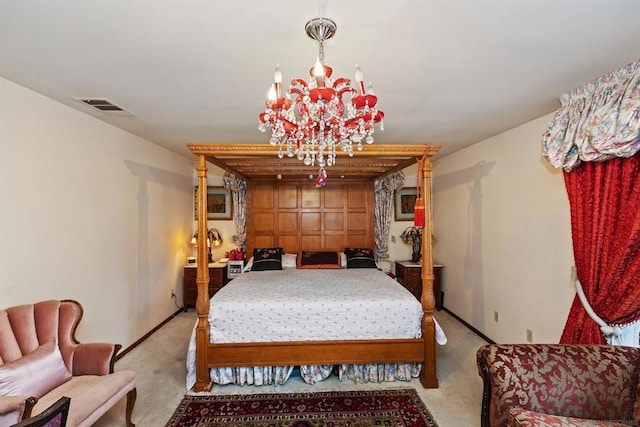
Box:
560;152;640;344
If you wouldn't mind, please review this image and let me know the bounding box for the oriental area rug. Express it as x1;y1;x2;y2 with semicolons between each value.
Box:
166;388;438;426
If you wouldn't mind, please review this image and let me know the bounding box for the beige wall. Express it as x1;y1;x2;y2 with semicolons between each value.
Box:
430;114;576;343
0;75;577;348
0;77;194;347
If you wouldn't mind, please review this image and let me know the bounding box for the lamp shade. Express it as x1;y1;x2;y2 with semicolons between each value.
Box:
208;228;223;246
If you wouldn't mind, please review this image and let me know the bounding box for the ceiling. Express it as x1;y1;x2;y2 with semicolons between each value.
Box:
1;0;639;162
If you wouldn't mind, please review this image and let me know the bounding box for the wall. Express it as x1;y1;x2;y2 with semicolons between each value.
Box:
429;115;575;343
0;77;194;347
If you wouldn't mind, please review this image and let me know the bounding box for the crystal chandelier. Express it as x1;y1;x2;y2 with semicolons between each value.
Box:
258;17;384;187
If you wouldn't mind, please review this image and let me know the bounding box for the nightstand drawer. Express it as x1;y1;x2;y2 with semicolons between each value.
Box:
405;267;421;281
395;261;444;310
183;265;227;311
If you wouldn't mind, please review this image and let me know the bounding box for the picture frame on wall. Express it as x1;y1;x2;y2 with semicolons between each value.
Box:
395;187;417;221
194;186;233;220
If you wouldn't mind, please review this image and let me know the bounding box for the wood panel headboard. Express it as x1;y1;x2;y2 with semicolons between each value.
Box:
245;180;375;256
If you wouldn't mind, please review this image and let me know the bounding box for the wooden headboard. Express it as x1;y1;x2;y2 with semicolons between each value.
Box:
246;180;374;256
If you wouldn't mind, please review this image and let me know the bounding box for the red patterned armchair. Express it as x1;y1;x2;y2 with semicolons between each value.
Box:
477;344;640;426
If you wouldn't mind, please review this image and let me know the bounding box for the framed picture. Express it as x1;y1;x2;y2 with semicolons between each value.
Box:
194;186;233;220
395;187;417;221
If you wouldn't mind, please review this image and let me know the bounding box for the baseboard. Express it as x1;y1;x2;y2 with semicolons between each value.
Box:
442;307;495;344
115;307;184;361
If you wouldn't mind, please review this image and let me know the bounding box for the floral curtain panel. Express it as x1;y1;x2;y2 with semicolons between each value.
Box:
223;173;247;248
373;172;405;261
542;59;640;171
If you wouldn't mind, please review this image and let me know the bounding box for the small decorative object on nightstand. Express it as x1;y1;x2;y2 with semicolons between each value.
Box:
183;263;227;311
395;261;443;310
227;260;244;281
400;226;422;263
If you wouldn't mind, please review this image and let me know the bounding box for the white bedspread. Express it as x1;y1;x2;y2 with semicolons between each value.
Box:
186;268;447;389
211;268;423;342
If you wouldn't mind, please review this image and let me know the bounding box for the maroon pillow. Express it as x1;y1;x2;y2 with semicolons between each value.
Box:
0;338;71;398
298;251;341;269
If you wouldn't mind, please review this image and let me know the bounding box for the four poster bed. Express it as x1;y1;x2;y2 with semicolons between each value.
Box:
187;143;441;392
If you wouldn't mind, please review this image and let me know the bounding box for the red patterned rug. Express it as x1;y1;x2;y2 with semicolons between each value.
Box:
166;388;438;426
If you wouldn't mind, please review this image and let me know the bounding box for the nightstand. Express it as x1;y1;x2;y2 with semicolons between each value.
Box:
395;261;443;310
183;263;227;311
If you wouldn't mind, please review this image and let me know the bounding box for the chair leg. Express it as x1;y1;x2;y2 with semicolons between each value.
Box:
125;388;137;427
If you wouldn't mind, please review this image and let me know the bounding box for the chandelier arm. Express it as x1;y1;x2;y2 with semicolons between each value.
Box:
291;78;308;88
333;78;350;89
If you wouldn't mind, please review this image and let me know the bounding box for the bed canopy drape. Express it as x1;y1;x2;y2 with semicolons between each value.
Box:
222;172;247;249
373;172;405;262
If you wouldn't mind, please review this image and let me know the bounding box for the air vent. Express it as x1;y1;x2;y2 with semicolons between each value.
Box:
74;98;135;116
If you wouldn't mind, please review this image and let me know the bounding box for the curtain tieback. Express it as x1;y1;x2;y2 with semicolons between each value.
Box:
599;325;624;340
574;278;624;344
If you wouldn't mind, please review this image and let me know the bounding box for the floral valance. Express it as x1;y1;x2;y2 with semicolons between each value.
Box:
542;59;640;171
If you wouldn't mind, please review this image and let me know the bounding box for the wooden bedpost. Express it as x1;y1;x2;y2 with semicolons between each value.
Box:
419;149;438;388
194;154;212;392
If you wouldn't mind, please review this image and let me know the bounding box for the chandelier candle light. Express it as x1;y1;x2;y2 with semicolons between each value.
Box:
258;17;384;187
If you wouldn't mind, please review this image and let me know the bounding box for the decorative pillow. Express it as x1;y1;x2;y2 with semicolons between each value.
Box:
282;253;297;269
298;251;341;269
344;247;377;268
0;338;71;398
251;247;283;271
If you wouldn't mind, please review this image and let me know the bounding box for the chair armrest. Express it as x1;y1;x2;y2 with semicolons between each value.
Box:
72;343;121;375
477;344;640;427
0;396;37;423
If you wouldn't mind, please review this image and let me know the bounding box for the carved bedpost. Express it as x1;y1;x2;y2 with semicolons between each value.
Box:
419;151;438;388
194;155;212;392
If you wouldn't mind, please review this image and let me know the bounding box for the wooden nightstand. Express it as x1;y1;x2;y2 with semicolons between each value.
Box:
183;264;227;311
395;261;443;310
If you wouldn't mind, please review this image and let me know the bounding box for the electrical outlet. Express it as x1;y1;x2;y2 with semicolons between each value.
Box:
171;290;176;298
526;329;533;343
494;311;499;323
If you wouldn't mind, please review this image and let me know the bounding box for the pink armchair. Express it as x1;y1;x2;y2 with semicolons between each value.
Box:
0;300;136;426
477;344;640;427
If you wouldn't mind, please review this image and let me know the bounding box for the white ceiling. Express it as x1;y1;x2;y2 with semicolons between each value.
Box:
1;0;639;160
